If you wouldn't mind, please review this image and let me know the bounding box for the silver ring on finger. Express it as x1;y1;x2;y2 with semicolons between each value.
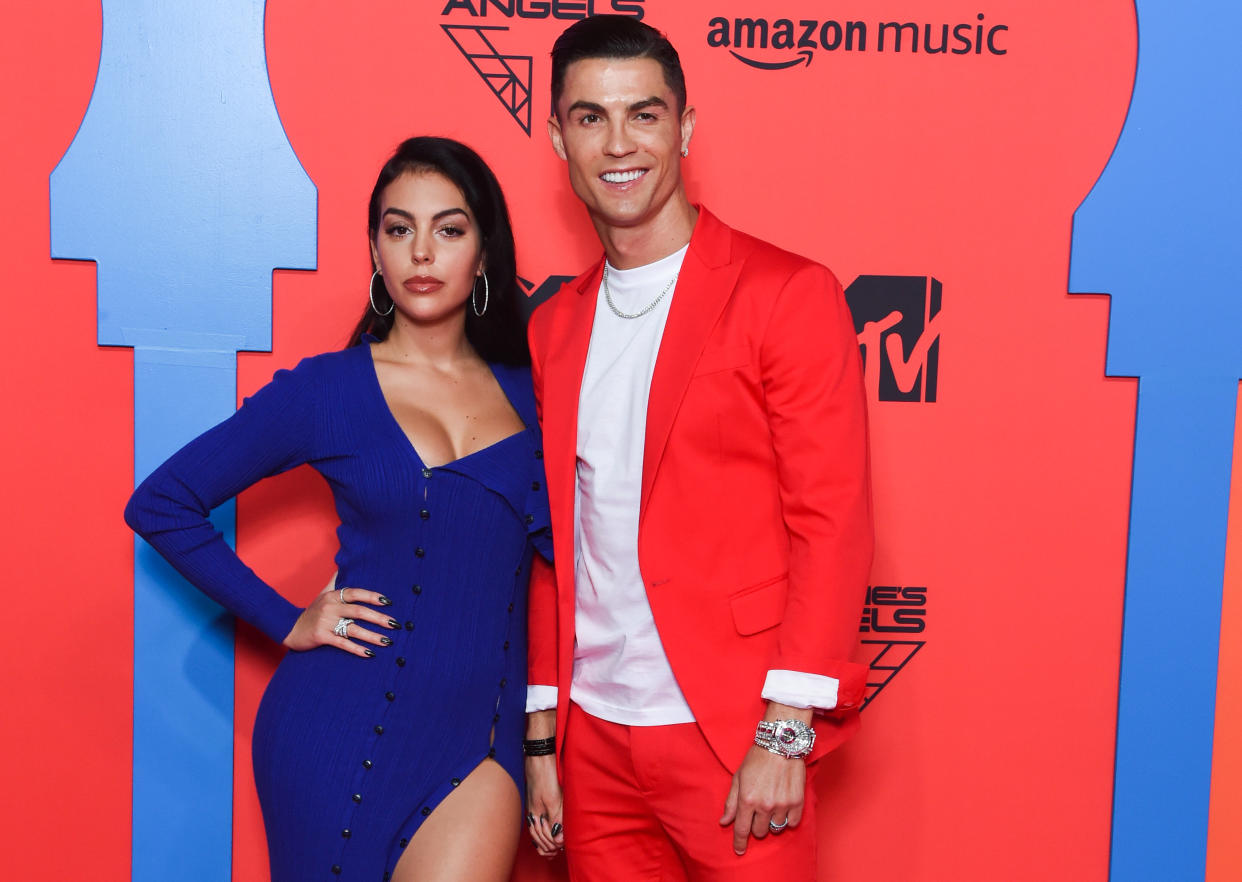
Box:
333;617;355;638
769;817;789;832
339;587;348;605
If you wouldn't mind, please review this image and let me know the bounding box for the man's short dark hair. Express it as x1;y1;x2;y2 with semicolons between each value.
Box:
550;15;687;115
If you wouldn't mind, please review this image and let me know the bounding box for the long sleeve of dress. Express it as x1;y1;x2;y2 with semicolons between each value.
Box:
124;359;319;644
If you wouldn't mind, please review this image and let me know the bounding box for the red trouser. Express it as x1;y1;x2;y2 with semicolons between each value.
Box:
561;703;818;881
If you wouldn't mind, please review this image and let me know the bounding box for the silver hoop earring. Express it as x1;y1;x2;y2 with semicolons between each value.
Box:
369;270;393;316
472;272;489;317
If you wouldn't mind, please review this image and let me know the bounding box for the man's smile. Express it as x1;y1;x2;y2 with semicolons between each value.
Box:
601;168;648;184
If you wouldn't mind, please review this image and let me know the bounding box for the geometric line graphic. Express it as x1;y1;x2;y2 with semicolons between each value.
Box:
859;640;924;710
442;25;533;135
49;2;316;878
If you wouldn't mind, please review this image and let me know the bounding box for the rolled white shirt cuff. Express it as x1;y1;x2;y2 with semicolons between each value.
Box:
526;684;558;713
761;669;840;712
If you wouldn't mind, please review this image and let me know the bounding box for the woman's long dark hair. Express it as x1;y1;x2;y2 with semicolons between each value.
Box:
347;137;530;365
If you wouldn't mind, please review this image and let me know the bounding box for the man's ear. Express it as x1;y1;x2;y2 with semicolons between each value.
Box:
548;114;568;161
679;105;697;156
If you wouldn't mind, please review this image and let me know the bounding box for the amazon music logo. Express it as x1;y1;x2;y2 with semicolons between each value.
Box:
706;14;1008;70
846;275;942;404
859;585;927;709
440;0;646;134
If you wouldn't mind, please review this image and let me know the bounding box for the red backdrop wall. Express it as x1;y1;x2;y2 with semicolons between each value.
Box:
8;1;1237;880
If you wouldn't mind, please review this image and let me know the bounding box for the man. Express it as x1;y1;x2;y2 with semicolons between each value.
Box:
523;15;872;880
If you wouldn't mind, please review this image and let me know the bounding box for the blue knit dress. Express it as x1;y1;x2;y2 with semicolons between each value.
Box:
125;341;551;881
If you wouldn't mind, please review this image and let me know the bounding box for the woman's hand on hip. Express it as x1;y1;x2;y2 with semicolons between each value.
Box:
282;581;398;657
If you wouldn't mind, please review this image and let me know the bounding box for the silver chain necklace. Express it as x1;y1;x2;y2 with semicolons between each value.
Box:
603;262;678;320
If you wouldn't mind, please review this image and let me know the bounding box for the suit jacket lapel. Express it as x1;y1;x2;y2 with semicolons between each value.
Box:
541;258;602;597
641;209;743;519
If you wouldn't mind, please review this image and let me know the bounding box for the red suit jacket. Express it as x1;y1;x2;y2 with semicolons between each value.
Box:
527;208;873;771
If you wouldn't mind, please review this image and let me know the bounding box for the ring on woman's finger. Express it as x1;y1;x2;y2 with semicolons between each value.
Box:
768;817;789;832
333;617;355;638
339;587;348;605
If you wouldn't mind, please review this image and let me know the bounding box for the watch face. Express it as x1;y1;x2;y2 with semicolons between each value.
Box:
776;724;814;755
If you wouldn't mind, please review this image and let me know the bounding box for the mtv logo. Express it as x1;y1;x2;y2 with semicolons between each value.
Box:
846;275;942;402
519;274;576;322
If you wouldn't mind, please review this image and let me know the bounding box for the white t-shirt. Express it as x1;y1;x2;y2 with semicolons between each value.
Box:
569;245;695;725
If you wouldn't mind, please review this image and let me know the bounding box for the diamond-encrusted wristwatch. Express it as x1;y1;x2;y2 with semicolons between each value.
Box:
754;719;816;759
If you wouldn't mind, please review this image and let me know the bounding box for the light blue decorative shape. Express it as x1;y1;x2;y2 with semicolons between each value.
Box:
1070;2;1241;878
49;2;316;879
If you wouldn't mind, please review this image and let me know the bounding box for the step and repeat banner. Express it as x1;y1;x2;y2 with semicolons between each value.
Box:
2;1;1239;880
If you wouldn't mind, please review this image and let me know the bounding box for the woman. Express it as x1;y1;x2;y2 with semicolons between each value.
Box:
125;137;550;881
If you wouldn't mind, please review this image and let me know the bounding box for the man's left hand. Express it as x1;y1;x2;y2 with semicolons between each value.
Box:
718;744;807;855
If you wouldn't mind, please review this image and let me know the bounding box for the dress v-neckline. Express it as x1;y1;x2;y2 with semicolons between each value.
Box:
362;343;528;471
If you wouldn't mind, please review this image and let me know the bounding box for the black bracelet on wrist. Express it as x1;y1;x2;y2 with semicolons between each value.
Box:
522;736;556;756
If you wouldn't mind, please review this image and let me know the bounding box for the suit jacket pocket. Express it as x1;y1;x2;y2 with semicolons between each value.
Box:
730;574;789;636
693;344;752;377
